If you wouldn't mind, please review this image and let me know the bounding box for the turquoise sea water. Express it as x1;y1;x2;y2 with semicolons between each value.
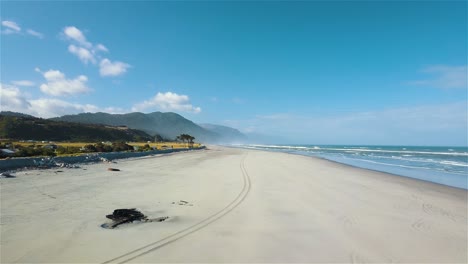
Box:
236;144;468;190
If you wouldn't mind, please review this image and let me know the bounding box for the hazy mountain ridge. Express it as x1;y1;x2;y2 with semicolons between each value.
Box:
199;123;248;143
52;112;246;143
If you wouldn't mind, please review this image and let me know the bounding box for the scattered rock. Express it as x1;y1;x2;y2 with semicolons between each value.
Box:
107;168;120;171
33;157;80;169
0;172;15;178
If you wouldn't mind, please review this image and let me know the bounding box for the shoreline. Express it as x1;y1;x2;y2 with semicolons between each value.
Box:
228;145;468;190
299;151;468;192
1;146;466;263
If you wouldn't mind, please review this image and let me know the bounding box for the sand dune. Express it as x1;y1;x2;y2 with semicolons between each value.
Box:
1;146;466;263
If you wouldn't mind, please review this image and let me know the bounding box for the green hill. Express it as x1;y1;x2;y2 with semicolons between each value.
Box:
0;115;153;142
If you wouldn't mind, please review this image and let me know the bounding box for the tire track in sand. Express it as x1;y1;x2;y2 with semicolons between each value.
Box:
102;153;252;264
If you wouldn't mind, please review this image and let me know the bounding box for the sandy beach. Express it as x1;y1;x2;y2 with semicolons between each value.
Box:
1;146;466;263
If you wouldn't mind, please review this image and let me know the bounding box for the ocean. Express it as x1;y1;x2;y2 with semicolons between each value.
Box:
235;144;468;190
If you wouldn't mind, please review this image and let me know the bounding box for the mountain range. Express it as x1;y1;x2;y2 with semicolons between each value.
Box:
51;112;247;143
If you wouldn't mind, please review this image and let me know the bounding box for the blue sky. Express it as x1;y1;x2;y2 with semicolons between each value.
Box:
1;1;467;145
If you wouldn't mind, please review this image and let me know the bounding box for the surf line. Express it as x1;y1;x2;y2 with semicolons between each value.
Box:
102;152;252;264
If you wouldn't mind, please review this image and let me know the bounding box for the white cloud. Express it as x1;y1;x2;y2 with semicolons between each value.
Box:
68;44;96;64
28;98;99;118
0;83;126;118
63;26;92;48
95;44;108;52
99;58;131;77
11;80;35;87
232;97;246;104
408;65;467;89
26;29;44;39
28;99;126;118
62;26;131;77
1;20;21;32
132;92;201;113
0;84;31;112
37;69;91;96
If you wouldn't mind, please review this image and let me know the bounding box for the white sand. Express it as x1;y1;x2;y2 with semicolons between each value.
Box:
1;146;466;263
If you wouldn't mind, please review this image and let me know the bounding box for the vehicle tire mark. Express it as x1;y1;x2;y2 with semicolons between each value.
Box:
350;251;369;264
102;153;251;264
338;215;356;229
422;203;456;222
411;218;431;232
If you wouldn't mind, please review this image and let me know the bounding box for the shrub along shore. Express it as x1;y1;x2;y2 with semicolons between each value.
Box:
0;144;205;171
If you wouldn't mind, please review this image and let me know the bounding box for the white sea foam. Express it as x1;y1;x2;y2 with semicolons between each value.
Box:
242;144;468;157
341;157;467;175
439;161;468;167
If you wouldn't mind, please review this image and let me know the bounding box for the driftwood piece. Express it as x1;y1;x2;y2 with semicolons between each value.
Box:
106;208;146;221
146;216;170;222
104;208;169;229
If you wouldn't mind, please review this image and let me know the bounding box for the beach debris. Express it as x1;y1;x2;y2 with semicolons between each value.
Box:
172;200;194;206
0;172;15;178
107;168;120;171
102;208;169;229
84;154;114;163
32;157;80;169
33;157;58;168
100;157;111;163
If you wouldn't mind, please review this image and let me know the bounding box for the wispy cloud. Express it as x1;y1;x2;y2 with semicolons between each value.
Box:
232;97;246;104
408;65;467;89
36;68;91;96
95;44;108;52
256;113;293;120
132;92;201;113
1;20;44;38
62;26;130;77
11;80;35;87
2;20;21;32
99;58;131;77
225;102;468;146
26;29;44;39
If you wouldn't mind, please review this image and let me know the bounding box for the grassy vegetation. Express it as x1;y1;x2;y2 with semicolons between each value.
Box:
9;141;201;149
128;142;201;149
9;141;199;149
0;140;202;159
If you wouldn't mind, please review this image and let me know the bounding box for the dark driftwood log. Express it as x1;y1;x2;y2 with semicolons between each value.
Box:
104;208;169;229
106;208;146;228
